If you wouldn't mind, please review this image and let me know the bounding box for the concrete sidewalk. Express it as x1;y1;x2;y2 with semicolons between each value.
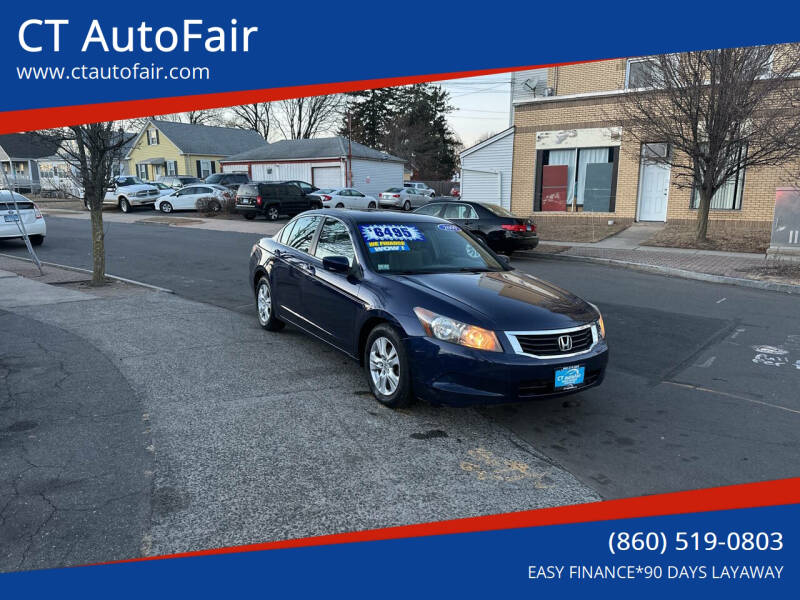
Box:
530;225;799;294
1;260;599;570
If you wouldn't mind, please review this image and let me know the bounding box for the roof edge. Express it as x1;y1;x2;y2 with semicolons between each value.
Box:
459;126;515;158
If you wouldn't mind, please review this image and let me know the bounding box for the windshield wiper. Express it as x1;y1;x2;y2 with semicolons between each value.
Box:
457;267;496;273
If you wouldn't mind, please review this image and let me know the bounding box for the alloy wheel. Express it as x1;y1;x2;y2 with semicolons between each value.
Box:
369;336;400;396
267;207;279;220
257;282;271;324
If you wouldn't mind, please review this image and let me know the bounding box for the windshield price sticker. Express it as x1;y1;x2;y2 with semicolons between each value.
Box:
367;240;410;253
437;223;459;231
360;224;425;242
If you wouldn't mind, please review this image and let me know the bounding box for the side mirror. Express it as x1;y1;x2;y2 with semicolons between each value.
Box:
322;256;350;273
497;254;511;267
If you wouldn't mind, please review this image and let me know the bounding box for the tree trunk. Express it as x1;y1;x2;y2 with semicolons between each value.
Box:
89;202;105;286
695;185;713;242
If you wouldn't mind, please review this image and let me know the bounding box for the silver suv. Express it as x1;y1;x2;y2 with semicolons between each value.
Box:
403;182;435;198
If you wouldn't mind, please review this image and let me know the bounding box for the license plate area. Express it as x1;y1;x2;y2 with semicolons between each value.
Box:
554;365;585;389
4;214;20;222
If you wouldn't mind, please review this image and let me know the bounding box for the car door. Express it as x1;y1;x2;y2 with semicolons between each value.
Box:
441;203;480;232
411;189;428;208
349;189;370;209
173;186;198;209
305;216;362;352
271;215;322;326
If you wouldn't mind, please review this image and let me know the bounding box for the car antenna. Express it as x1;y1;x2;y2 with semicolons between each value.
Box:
1;164;44;275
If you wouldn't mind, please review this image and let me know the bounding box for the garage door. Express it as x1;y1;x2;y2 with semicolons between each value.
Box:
312;166;341;189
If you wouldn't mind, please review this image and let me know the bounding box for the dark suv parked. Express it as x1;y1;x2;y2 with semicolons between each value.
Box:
205;172;250;190
235;182;322;220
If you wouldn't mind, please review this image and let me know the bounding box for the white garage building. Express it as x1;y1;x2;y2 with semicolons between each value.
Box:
459;127;515;209
221;137;404;197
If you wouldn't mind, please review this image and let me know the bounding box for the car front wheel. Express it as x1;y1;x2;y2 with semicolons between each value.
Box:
119;197;131;213
367;201;376;209
256;276;284;331
365;324;412;408
159;202;173;213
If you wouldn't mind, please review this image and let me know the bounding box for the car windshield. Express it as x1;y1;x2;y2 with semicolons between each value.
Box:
482;204;516;218
358;221;505;275
119;177;144;186
205;174;223;183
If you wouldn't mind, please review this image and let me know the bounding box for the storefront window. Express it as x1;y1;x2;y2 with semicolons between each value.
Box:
539;147;616;212
691;146;746;210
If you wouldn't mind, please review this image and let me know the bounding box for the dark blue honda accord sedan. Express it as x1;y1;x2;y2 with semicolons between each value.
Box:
249;209;608;408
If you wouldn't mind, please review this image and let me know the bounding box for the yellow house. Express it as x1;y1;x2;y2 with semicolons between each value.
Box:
125;119;267;181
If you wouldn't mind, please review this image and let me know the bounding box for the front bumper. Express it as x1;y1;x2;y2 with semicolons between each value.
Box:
406;335;608;406
130;196;157;206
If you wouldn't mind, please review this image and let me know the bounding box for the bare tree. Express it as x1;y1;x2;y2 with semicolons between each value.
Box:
618;45;800;240
226;103;273;140
275;95;343;139
39;124;133;285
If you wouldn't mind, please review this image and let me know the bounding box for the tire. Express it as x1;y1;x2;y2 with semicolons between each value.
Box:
403;200;411;211
364;324;412;408
209;200;221;213
255;276;284;331
159;201;173;214
29;234;44;246
244;213;256;220
119;197;131;213
84;199;90;210
266;206;280;221
367;201;376;209
335;202;345;209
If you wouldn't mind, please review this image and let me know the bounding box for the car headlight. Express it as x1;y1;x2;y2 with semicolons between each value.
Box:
587;302;606;339
413;307;501;352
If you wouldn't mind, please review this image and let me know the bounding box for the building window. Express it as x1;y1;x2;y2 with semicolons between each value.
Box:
625;58;661;89
538;147;617;212
167;161;177;176
147;129;159;145
137;163;148;180
199;160;212;178
691;146;746;211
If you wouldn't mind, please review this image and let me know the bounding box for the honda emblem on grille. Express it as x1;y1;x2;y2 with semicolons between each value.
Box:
558;335;573;352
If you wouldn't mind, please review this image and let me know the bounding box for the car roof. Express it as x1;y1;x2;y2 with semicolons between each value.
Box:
303;208;445;225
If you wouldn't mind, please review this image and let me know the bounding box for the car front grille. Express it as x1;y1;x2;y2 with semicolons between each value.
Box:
509;325;595;357
518;369;602;398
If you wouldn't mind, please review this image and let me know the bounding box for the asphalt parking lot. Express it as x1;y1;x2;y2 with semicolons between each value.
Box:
2;215;799;568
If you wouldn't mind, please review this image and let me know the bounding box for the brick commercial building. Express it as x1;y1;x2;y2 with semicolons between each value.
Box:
508;59;797;234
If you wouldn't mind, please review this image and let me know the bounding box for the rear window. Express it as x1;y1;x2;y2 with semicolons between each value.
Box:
482;204;516;217
0;202;35;210
238;184;259;197
384;188;403;193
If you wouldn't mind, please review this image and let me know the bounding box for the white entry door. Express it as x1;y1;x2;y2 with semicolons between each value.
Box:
637;158;670;221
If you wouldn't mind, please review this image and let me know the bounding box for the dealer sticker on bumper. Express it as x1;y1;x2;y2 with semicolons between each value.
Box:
555;365;585;389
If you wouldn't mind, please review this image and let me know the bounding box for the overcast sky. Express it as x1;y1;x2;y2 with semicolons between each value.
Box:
437;73;512;148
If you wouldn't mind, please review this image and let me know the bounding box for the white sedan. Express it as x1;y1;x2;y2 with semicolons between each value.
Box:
318;188;377;210
155;184;232;213
0;191;46;245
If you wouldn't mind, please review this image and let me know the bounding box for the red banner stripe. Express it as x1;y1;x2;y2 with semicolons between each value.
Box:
88;477;800;568
0;59;605;134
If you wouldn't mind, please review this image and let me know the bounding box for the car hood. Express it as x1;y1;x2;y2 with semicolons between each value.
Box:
393;270;597;331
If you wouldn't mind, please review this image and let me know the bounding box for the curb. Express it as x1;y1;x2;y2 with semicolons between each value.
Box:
0;253;175;294
519;251;800;295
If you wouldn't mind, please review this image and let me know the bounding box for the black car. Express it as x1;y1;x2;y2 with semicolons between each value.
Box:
414;200;538;255
205;172;250;190
236;181;322;220
249;209;607;408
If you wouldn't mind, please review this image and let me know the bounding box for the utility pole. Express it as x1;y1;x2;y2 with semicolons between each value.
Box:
347;109;353;187
0;162;43;275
